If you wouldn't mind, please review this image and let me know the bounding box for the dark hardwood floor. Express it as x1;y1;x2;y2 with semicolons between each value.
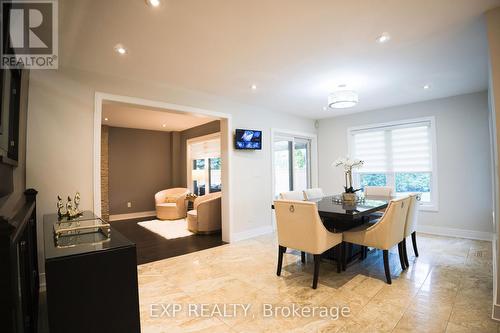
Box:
111;216;225;265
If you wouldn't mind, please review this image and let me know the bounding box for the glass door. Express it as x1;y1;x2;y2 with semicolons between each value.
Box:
273;135;311;197
274;139;293;197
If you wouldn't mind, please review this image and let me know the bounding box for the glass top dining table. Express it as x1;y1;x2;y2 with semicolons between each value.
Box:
313;195;389;220
272;195;391;230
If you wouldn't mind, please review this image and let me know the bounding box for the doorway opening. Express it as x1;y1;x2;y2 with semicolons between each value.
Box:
93;93;232;264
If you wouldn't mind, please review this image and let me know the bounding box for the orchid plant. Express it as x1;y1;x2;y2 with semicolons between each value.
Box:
333;157;364;194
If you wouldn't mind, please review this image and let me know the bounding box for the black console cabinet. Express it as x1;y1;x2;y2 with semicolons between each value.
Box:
0;189;39;333
43;212;141;333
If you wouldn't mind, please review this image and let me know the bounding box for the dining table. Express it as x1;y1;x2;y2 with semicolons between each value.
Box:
272;195;391;269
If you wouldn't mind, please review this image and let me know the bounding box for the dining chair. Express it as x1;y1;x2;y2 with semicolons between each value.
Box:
342;196;410;284
303;188;325;201
402;193;420;267
362;186;394;257
279;191;305;200
364;186;393;197
274;199;343;289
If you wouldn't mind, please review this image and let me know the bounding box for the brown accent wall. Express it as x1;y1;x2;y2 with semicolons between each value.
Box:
100;125;109;222
108;127;172;215
179;120;220;186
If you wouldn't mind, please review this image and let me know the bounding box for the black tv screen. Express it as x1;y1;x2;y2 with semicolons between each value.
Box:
235;129;262;150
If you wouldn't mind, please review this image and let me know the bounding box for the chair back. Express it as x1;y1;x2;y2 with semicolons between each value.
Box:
194;192;221;209
365;186;393;197
303;188;324;201
274;200;329;253
279;191;305;200
366;196;410;249
155;188;189;204
404;194;419;237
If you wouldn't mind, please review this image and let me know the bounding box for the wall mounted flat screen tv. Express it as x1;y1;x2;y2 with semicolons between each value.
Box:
235;129;262;150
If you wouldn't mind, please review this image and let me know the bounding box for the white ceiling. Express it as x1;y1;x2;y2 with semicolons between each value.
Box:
60;0;500;119
102;102;217;131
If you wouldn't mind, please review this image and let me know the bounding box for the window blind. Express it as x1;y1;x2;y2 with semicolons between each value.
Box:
351;121;432;173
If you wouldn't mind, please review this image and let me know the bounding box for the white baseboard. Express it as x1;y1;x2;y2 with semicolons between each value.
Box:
493;303;500;322
493;236;499;321
231;225;274;242
417;225;493;241
109;210;156;222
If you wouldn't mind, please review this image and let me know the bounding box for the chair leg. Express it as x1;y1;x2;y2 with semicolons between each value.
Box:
402;238;410;268
341;242;347;271
360;246;366;260
301;251;306;263
383;250;392;284
277;246;286;276
312;254;321;289
411;231;419;257
397;242;406;270
336;244;342;273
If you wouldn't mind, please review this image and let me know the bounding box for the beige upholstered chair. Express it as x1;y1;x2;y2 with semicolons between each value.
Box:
343;196;410;284
279;191;305;200
402;194;420;267
364;186;393;197
303;188;325;201
274;199;343;289
155;188;189;220
187;192;222;234
364;186;393;220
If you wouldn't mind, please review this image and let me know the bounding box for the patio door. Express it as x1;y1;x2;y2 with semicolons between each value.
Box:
273;135;311;197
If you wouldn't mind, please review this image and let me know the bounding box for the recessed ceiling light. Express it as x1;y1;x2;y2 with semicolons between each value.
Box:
146;0;161;7
322;106;327;111
376;33;391;43
114;44;127;55
104;118;109;121
250;84;257;91
423;84;431;90
162;124;167;128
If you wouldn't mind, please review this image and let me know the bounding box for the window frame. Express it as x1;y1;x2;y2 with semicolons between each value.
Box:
186;133;221;195
347;116;438;211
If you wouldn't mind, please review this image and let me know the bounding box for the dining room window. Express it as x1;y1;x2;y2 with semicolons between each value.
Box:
349;117;438;211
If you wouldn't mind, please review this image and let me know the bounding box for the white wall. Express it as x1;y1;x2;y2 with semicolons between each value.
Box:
486;6;500;320
318;91;493;239
26;67;315;274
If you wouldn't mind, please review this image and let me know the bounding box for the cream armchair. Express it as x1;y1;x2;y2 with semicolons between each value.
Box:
274;200;343;289
402;194;420;267
155;188;189;220
187;192;221;234
343;196;410;284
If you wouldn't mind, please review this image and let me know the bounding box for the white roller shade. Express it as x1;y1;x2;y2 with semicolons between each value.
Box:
351;121;432;173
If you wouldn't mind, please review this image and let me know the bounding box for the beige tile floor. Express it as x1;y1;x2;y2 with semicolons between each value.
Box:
138;233;497;332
